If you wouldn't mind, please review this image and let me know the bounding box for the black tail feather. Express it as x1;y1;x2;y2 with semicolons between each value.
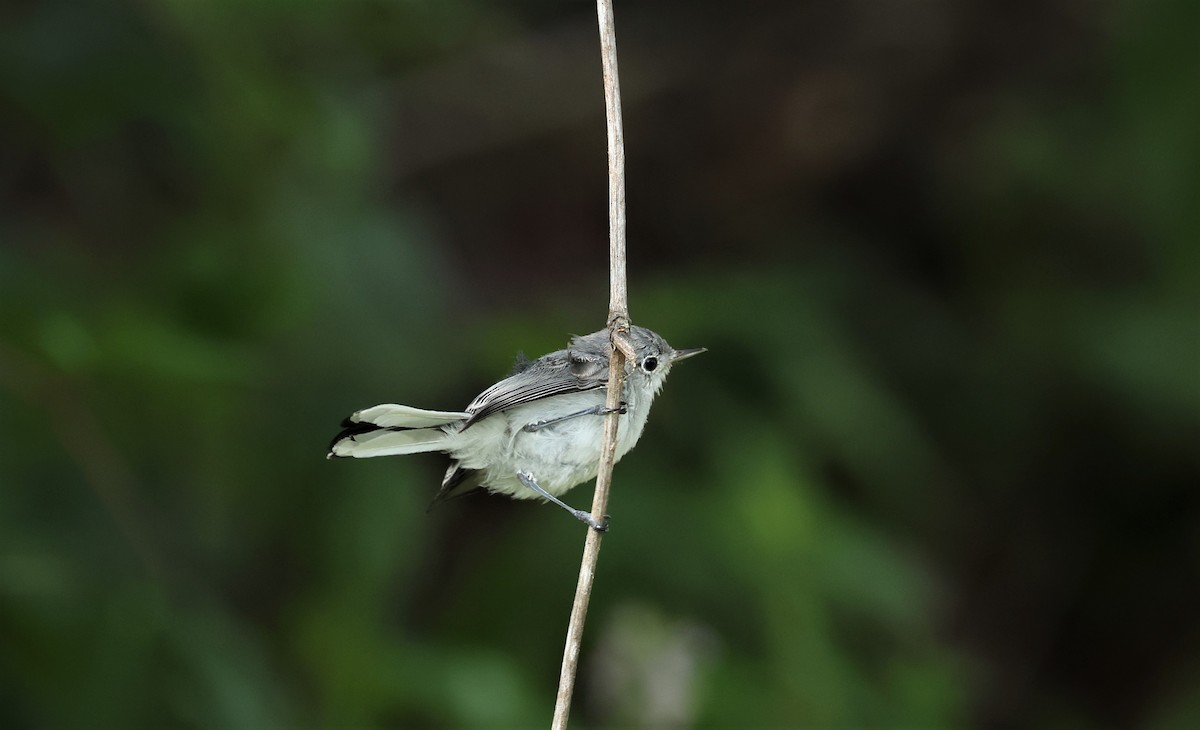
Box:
330;414;432;451
329;421;387;451
427;463;483;511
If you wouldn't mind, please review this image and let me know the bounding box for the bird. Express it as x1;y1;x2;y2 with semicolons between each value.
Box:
328;325;704;529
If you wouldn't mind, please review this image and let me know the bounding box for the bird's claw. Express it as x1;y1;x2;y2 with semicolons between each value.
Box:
576;510;610;532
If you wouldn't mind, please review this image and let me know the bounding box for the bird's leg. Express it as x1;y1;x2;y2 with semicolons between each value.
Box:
522;403;627;433
516;470;609;532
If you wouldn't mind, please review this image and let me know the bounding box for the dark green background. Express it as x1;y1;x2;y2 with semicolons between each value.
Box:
2;1;1197;727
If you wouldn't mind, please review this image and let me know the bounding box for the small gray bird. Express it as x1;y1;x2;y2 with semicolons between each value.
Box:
328;326;704;530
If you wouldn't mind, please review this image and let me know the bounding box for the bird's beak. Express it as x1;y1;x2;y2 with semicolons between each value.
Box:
670;347;707;363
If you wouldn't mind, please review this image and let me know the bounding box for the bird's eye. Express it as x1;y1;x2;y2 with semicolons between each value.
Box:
641;356;659;372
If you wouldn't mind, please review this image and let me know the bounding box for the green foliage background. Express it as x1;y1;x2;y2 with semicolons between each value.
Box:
1;1;1197;727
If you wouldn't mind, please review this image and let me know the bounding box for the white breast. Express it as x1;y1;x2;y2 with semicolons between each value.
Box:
445;382;655;500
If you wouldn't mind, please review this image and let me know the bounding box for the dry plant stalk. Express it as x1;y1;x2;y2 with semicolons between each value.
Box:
551;0;629;727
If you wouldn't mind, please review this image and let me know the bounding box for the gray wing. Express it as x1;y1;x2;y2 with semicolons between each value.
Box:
462;348;609;428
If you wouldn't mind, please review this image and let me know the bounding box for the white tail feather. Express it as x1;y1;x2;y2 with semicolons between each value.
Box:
351;404;469;429
330;426;449;458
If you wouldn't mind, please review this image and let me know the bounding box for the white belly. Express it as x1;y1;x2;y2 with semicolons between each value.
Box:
444;389;651;499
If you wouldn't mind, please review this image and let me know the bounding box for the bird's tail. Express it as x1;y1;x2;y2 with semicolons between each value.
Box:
327;404;469;459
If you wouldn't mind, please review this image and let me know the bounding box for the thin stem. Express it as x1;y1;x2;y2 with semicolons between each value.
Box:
551;0;628;727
